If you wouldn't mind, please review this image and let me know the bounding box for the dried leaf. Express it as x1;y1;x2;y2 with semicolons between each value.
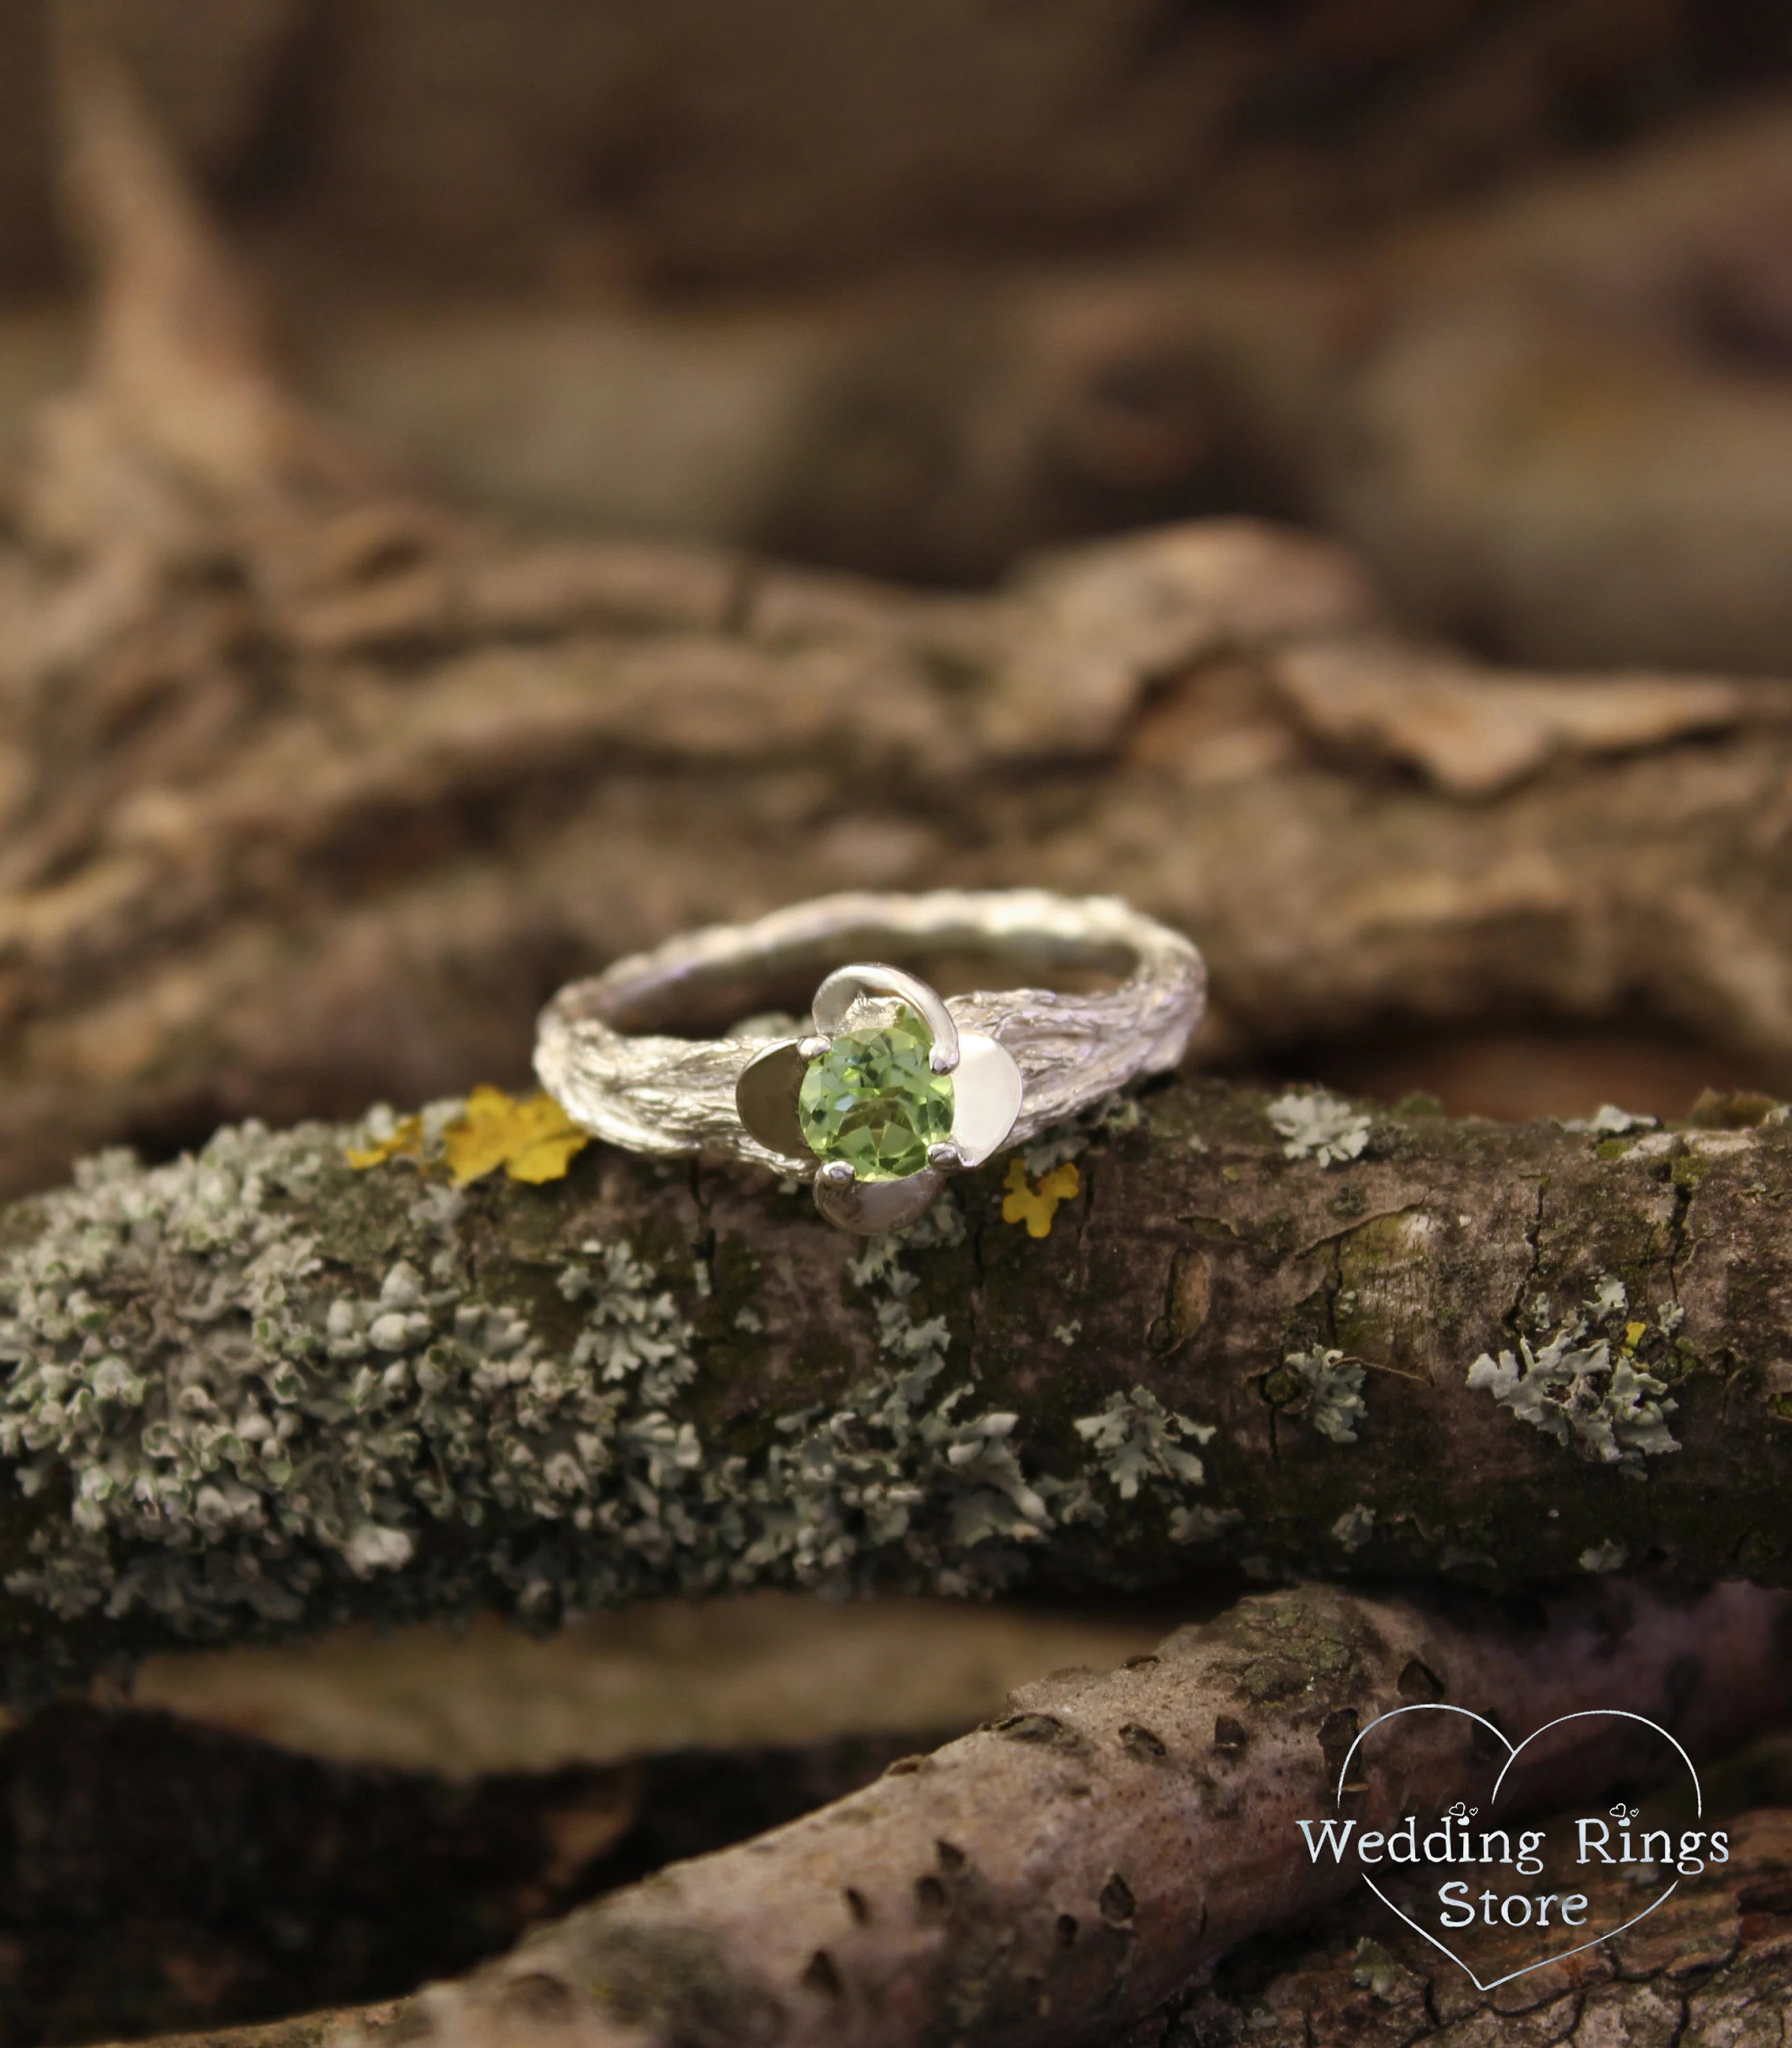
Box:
1001;1158;1080;1238
345;1114;423;1171
442;1087;591;1186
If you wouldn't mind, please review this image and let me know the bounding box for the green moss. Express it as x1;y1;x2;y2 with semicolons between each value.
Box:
708;1232;764;1307
1390;1092;1444;1119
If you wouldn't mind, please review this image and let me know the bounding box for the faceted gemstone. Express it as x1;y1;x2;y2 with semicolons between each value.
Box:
797;1006;954;1182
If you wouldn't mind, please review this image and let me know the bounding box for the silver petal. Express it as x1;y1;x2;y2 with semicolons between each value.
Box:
949;1032;1023;1169
812;962;960;1069
813;1166;947;1234
734;1040;809;1160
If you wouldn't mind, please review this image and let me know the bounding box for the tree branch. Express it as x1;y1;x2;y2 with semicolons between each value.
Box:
1103;1800;1792;2048
7;48;1792;1202
0;1696;925;2043
342;1578;1792;2048
3;1076;1792;1684
85;1795;1792;2048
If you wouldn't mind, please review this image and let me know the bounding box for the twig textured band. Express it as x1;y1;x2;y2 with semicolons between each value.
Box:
535;890;1205;1227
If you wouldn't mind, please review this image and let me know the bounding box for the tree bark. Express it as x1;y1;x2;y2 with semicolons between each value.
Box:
753;98;1792;673
86;1795;1792;2048
5;0;1777;300
9;45;1792;1206
332;1578;1792;2048
5;1073;1792;1685
1103;1800;1792;2048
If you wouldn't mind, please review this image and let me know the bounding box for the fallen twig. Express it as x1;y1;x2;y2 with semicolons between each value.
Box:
357;1578;1792;2048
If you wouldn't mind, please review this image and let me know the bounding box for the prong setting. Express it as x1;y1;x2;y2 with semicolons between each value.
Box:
812;964;959;1071
541;887;1206;1239
926;1141;964;1171
793;973;956;1191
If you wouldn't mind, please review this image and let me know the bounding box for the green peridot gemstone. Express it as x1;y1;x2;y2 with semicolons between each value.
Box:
797;1006;955;1182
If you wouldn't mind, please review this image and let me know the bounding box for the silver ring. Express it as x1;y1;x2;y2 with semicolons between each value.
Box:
534;889;1206;1234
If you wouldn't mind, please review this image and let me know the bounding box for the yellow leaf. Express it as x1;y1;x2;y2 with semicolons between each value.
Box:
1623;1320;1647;1353
1001;1158;1080;1238
346;1114;423;1171
442;1086;591;1186
506;1128;593;1184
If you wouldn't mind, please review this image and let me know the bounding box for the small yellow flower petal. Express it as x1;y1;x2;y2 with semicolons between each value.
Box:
1001;1158;1081;1238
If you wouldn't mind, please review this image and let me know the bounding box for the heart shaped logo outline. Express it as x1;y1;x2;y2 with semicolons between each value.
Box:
1333;1703;1703;1992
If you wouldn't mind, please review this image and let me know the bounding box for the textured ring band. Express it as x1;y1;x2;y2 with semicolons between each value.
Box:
535;889;1206;1233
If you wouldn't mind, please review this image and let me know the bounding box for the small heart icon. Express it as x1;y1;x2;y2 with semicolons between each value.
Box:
1329;1705;1705;1991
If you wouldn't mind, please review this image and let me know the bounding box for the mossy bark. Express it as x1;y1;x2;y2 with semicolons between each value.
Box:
3;1078;1792;1685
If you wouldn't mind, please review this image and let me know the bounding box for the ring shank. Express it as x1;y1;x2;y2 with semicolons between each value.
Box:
534;890;1206;1174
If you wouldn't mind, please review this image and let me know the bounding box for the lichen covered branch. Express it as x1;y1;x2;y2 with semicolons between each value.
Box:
2;1077;1792;1686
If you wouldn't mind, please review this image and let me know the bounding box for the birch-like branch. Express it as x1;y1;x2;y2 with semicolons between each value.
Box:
88;1798;1792;2048
356;1578;1792;2048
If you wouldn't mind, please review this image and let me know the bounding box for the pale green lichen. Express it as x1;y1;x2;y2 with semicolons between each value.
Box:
1281;1348;1368;1442
1561;1104;1658;1135
0;1116;732;1638
1352;1938;1415;2004
1331;1503;1376;1552
833;1213;1223;1581
0;1103;1238;1679
1266;1091;1371;1167
1069;1386;1213;1500
0;1122;380;1628
1588;1275;1627;1319
769;1192;1061;1593
1579;1539;1627;1573
1466;1275;1680;1469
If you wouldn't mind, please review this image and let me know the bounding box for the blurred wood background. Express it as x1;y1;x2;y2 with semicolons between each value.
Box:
3;5;1792;2045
